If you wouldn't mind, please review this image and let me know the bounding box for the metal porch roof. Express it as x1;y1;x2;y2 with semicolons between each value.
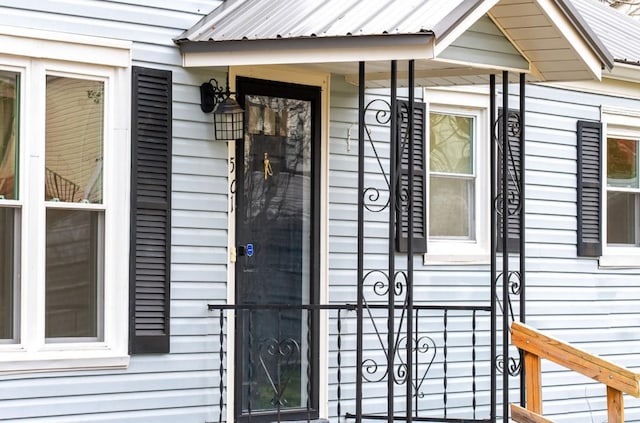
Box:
175;0;466;42
571;0;640;66
175;0;614;86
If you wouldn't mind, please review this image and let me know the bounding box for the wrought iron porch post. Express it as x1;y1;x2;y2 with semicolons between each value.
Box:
387;59;397;423
518;72;527;409
502;70;510;423
356;60;365;423
491;71;528;423
490;74;497;423
405;59;415;423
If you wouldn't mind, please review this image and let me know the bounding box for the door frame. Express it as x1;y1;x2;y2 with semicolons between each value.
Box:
226;65;330;422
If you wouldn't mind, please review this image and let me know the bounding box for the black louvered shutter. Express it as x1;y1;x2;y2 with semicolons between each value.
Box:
130;66;172;354
497;108;522;253
577;120;602;257
396;100;427;253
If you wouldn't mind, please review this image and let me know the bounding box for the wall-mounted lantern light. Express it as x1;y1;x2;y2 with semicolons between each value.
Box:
200;76;244;141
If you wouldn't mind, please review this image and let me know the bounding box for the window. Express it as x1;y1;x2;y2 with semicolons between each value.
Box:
606;137;639;246
45;75;106;342
424;89;489;264
429;112;475;239
580;108;640;268
0;70;19;343
0;28;131;372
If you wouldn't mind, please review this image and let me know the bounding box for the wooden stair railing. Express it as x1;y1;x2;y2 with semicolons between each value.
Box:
510;322;640;423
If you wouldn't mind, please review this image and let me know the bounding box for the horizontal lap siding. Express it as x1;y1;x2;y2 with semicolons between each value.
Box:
0;1;224;422
516;84;640;423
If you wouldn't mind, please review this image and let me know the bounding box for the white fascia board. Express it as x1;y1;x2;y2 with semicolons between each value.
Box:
606;62;640;84
536;0;602;81
0;25;131;68
433;0;501;57
181;36;435;68
542;77;640;101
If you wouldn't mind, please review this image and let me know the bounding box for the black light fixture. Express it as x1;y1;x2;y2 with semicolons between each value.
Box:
200;76;244;141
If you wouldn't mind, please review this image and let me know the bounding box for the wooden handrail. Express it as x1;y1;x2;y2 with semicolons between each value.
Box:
511;321;640;423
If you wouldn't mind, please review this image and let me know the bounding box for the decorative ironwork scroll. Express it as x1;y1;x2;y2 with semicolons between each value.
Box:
360;270;437;397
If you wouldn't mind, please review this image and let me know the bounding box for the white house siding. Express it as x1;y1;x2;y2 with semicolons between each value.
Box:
0;1;227;422
439;15;529;72
518;83;640;423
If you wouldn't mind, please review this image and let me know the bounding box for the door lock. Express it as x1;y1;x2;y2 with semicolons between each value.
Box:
236;243;254;257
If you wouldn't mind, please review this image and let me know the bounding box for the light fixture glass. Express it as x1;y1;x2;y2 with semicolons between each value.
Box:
214;96;244;141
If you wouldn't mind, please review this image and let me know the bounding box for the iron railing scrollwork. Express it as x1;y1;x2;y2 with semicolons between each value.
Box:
361;98;393;214
493;110;523;224
360;270;437;394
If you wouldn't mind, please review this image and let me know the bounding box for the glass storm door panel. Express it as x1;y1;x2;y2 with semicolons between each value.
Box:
235;78;320;420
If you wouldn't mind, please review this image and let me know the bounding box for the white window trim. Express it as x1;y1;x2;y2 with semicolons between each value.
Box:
0;29;131;373
600;106;640;268
423;87;490;265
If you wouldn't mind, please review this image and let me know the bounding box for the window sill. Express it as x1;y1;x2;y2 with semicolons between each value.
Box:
598;253;640;269
0;349;130;374
424;253;491;266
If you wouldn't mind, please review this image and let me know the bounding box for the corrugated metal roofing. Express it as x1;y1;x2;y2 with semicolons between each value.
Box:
571;0;640;65
176;0;465;42
176;0;621;84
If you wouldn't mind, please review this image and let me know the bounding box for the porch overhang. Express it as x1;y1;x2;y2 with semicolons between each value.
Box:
175;0;613;87
180;34;436;68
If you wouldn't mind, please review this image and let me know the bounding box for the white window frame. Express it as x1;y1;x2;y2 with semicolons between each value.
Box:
600;106;640;268
0;28;132;373
423;88;490;265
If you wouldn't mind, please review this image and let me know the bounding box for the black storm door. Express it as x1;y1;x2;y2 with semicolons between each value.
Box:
235;77;321;422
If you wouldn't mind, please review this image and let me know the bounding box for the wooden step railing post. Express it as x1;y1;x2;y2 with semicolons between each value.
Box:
511;322;640;423
524;351;542;414
608;386;624;423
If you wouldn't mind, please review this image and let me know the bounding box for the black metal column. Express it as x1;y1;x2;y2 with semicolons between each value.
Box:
405;59;415;423
387;60;397;423
491;71;528;423
518;72;526;409
356;60;365;423
501;71;510;423
489;74;497;423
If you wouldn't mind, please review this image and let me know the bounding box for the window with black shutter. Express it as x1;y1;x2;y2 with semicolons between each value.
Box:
396;99;428;253
130;66;172;354
577;120;602;257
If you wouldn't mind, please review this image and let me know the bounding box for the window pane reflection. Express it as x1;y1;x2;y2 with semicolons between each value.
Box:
607;192;638;245
607;138;638;189
430;113;473;174
430;176;474;238
45;76;104;203
0;207;16;341
0;71;18;200
46;209;103;340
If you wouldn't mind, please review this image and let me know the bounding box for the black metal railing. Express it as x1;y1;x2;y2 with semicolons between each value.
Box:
209;303;493;423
